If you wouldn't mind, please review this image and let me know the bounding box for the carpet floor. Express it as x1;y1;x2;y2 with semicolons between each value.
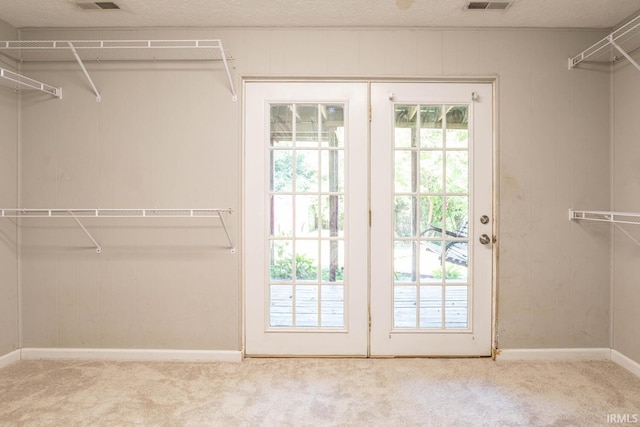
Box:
0;358;639;426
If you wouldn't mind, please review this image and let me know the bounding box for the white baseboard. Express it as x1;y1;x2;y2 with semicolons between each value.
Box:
20;348;243;363
495;348;611;361
0;349;21;369
611;350;640;378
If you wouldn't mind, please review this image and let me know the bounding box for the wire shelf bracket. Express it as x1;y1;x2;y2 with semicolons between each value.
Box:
0;39;237;102
0;208;236;254
569;13;640;72
67;42;102;102
569;209;640;247
0;67;62;98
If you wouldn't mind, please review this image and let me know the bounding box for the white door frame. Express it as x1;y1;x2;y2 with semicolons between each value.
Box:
242;78;497;357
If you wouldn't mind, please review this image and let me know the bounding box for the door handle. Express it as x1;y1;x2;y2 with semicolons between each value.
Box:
479;234;491;245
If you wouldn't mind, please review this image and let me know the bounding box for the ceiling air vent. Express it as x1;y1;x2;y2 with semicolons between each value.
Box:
75;1;120;10
466;1;511;10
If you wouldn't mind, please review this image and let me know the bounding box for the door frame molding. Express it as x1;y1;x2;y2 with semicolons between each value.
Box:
241;77;499;358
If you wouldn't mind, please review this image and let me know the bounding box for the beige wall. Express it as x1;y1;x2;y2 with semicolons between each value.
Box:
612;51;640;364
0;19;19;357
17;27;611;351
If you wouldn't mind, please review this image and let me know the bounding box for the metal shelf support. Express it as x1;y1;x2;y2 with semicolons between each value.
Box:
67;42;101;102
0;67;62;98
0;208;236;254
609;37;640;73
68;210;102;253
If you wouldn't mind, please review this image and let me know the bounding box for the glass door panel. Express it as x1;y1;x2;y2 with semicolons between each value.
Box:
269;103;346;329
371;82;493;356
245;82;368;356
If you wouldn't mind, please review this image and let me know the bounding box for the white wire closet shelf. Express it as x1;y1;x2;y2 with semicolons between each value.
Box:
570;209;640;247
0;39;236;101
569;13;640;72
0;67;62;98
0;208;235;254
569;209;640;225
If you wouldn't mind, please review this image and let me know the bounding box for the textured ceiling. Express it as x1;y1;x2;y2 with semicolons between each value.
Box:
0;0;638;29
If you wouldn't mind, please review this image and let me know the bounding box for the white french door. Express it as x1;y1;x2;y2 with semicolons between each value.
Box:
370;82;493;356
244;82;369;355
245;81;493;357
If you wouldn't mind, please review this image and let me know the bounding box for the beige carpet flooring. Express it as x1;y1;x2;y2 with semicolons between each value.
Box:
0;357;639;426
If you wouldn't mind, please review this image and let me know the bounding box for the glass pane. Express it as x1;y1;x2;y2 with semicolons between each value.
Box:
420;240;443;282
295;240;319;281
270;284;293;327
420;151;443;193
271;195;293;237
420;285;443;328
271;150;293;192
420;105;443;148
419;195;444;236
447;128;469;149
444;244;468;283
395;150;416;193
429;261;444;280
295;285;319;327
394;285;417;328
296;104;319;147
394;196;416;238
445;106;468;135
421;128;444;149
394;240;416;283
445;196;468;234
395;127;412;149
445;151;468;194
395;105;417;148
295;195;319;237
270;104;293;147
270;240;293;281
321;240;344;283
320;195;344;237
321;285;344;327
445;286;468;329
320;150;344;193
295;150;318;192
320;105;345;148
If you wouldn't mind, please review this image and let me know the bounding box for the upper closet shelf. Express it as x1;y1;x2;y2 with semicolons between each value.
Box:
569;13;640;72
0;208;235;254
0;39;237;101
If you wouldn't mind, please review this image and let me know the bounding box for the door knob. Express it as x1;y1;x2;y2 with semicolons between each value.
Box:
479;234;491;245
480;215;490;225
